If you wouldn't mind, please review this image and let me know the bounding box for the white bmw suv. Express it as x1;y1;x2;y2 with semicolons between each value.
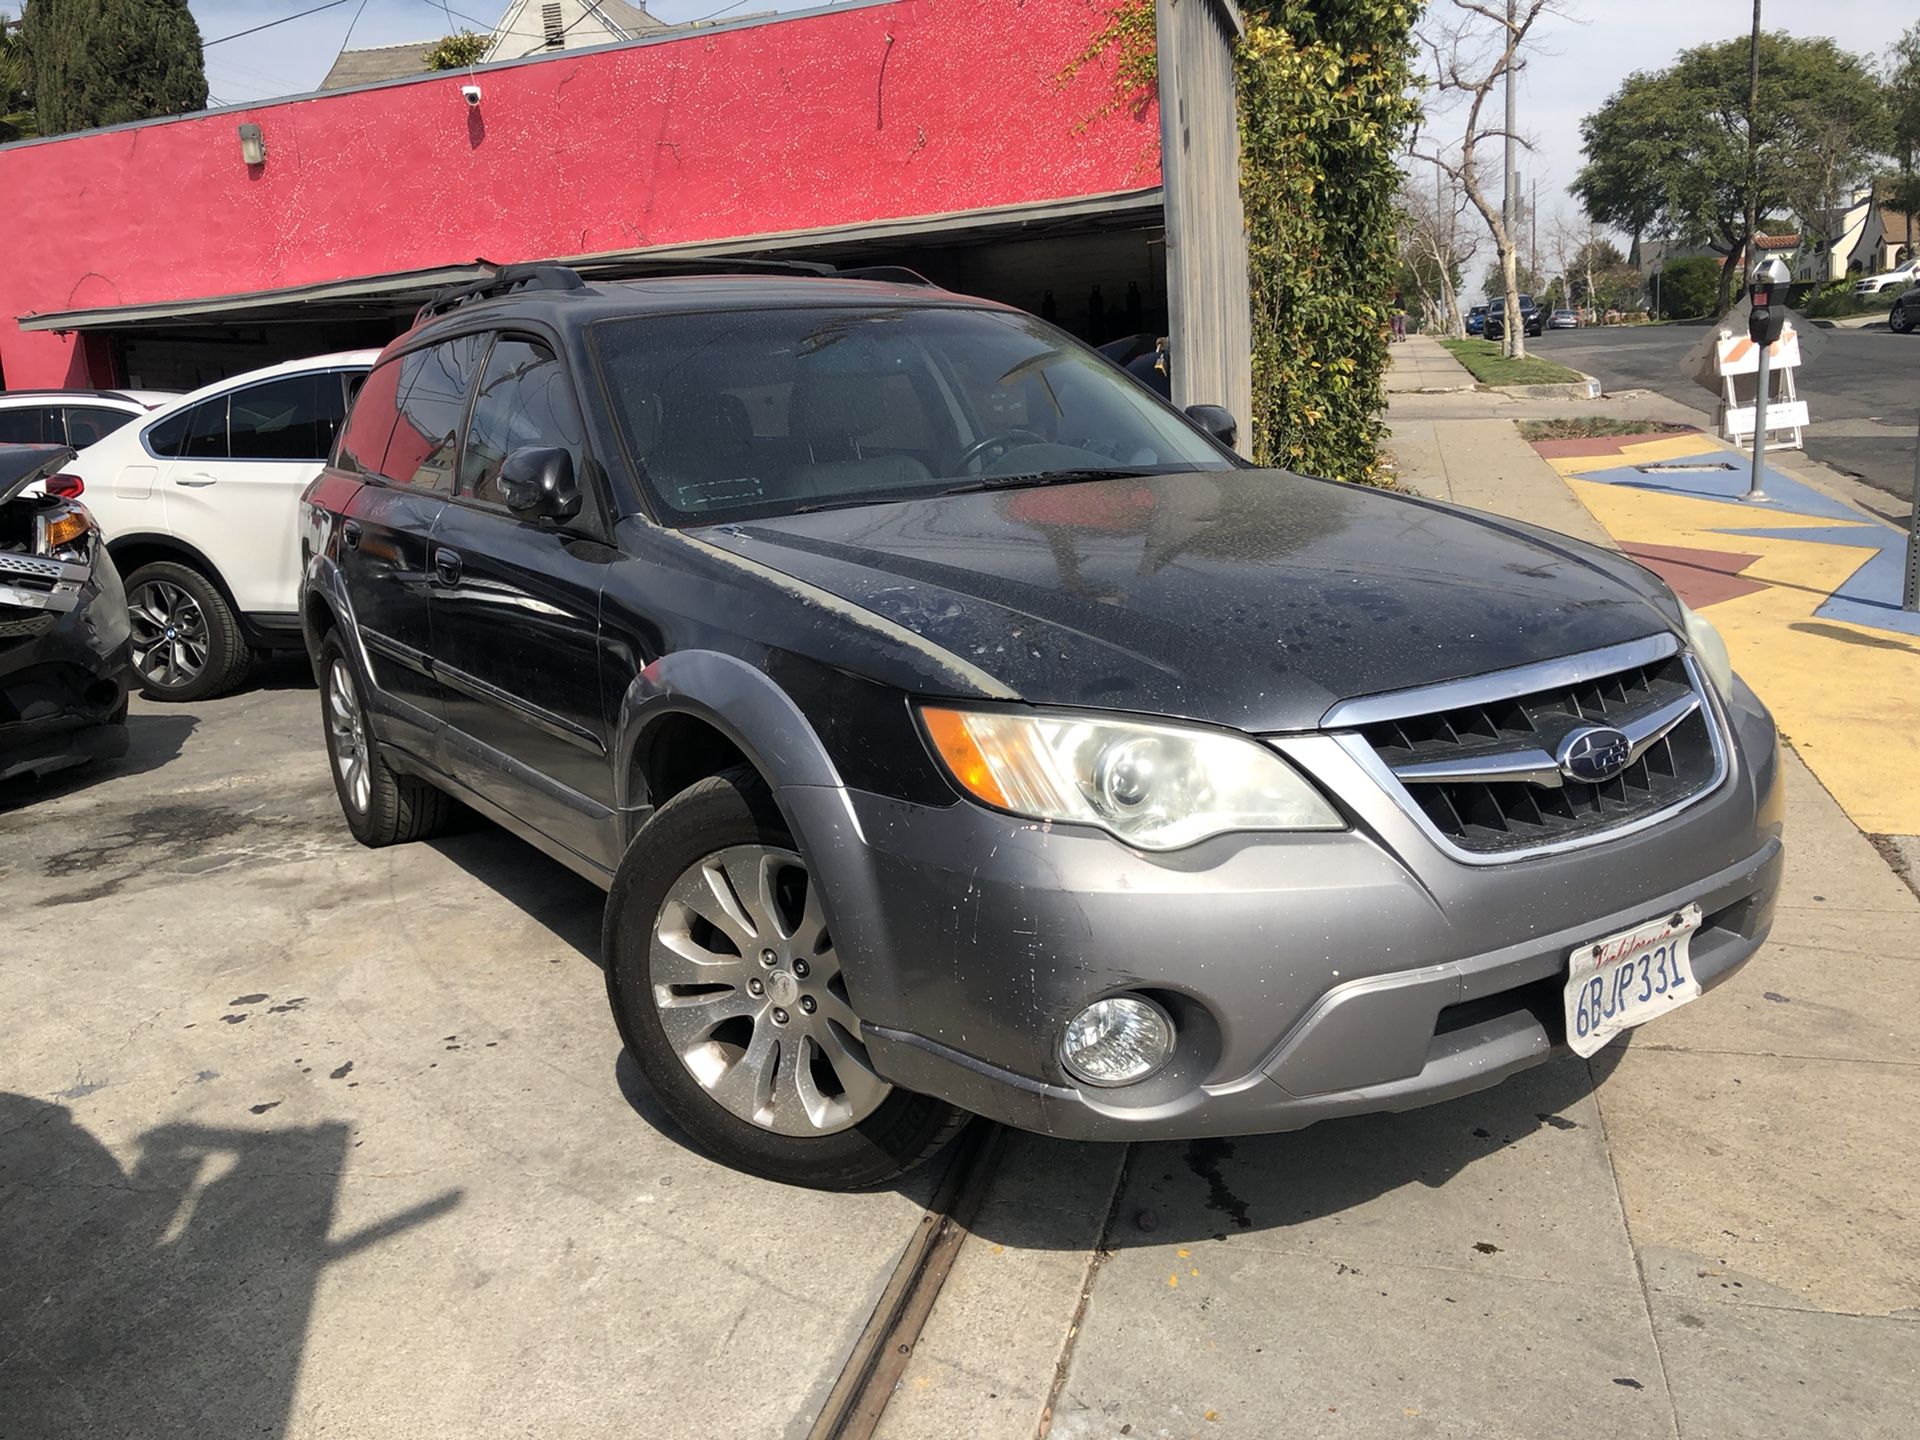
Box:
63;351;376;700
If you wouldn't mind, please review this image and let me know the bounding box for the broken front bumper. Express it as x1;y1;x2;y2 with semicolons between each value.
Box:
2;547;133;784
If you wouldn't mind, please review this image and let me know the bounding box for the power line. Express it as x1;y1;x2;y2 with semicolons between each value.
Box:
329;0;375;72
204;0;351;48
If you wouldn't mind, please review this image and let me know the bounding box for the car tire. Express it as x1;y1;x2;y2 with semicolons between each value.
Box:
123;561;251;702
603;765;968;1190
1893;303;1913;335
317;634;454;847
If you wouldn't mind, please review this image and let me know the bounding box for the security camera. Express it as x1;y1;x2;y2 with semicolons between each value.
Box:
461;84;482;107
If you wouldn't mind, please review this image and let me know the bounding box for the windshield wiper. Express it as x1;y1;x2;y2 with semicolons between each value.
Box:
973;467;1159;489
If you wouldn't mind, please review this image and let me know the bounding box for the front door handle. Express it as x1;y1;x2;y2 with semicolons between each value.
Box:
341;519;362;550
433;548;463;587
175;473;219;488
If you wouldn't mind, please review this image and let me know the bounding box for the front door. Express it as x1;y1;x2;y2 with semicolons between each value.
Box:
429;335;616;869
332;338;487;755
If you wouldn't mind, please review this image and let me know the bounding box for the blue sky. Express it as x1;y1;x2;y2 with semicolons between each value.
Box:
178;1;821;107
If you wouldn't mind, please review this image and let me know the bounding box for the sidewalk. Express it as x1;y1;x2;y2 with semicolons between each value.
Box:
869;338;1920;1440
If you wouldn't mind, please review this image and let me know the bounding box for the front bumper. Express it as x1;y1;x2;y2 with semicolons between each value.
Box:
789;678;1783;1142
1;550;133;785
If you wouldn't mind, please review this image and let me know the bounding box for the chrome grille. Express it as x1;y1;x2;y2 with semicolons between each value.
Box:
0;552;68;582
1334;638;1725;858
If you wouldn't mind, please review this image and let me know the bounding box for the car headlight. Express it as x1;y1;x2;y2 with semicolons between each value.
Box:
920;706;1342;850
1680;603;1734;701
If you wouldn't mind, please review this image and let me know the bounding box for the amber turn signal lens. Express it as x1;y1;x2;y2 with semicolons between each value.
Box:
43;511;91;551
921;706;1012;809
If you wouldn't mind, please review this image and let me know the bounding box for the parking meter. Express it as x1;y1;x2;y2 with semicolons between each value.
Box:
1747;256;1791;346
1742;255;1794;502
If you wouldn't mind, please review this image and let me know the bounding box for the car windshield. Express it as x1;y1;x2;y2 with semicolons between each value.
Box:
591;304;1236;524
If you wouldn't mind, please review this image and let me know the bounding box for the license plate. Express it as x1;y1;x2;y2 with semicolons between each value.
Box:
1564;904;1702;1057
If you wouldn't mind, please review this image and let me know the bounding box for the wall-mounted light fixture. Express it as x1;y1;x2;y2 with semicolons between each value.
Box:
237;122;266;167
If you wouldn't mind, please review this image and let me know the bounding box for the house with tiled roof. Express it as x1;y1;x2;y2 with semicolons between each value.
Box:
320;2;669;93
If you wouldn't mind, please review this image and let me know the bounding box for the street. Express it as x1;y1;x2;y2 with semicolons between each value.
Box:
1531;322;1920;506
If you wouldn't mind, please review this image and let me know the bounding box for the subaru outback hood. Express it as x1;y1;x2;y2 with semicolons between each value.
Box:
698;468;1680;732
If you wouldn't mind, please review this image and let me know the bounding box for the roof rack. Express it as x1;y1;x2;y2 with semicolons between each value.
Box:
836;265;939;287
416;264;586;322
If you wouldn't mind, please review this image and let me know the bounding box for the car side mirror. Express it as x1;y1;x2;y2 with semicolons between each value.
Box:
1185;404;1238;449
498;446;581;522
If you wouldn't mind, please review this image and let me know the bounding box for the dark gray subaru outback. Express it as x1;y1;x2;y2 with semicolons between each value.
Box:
300;265;1782;1188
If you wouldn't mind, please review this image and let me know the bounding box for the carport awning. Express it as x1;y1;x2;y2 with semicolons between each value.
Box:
16;263;494;333
18;188;1165;334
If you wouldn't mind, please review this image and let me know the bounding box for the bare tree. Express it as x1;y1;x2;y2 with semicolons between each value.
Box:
1397;161;1479;336
1410;0;1567;359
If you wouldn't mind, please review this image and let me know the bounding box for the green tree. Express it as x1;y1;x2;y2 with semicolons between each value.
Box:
424;30;487;71
1;20;35;142
1573;33;1887;315
1481;259;1544;300
20;0;206;138
1652;255;1721;319
1886;24;1920;260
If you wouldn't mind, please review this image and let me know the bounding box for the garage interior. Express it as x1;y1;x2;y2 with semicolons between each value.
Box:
27;200;1171;395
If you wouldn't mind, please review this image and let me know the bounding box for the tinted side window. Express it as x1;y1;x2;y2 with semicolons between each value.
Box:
337;358;404;475
459;338;586;508
148;397;228;458
229;373;350;461
386;337;487;492
62;405;137;447
0;406;51;443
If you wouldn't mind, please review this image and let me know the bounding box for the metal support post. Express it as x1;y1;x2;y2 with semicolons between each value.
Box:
1745;339;1772;502
1905;408;1919;612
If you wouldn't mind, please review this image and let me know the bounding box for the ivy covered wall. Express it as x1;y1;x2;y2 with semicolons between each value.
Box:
1074;0;1419;482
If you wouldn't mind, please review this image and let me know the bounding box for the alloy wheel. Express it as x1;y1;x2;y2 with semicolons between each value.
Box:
127;579;209;690
650;844;890;1137
326;658;372;814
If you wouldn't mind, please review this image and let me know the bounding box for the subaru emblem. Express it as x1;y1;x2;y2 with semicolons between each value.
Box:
1558;725;1633;784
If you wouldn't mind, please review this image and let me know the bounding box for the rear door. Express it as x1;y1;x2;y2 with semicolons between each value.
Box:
428;333;617;867
157;369;353;617
332;338;487;751
0;405;57;444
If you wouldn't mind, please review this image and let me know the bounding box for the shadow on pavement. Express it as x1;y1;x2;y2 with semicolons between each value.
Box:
427;823;605;965
0;1094;460;1440
964;1055;1607;1250
0;712;197;812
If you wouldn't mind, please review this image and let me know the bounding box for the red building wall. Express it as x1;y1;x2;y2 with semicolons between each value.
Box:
0;0;1157;388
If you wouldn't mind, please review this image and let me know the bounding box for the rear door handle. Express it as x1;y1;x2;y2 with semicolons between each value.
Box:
175;473;219;488
341;520;362;550
434;548;463;587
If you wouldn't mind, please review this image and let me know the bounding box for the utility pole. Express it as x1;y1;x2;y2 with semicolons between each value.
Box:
1502;0;1520;357
1743;0;1762;286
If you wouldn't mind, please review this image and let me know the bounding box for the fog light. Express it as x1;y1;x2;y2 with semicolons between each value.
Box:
1060;996;1173;1087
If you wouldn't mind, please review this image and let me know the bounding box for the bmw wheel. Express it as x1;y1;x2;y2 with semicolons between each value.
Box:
123;561;250;702
1892;301;1913;335
605;766;966;1189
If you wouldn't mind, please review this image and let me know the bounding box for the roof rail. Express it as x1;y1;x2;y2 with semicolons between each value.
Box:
836;265;940;288
416;264;586;322
599;256;839;280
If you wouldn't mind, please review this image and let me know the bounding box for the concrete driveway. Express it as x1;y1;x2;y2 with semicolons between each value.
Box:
5;561;1917;1437
0;663;937;1439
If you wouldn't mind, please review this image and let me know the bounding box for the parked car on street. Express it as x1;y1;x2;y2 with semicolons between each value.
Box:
301;264;1782;1190
62;351;376;701
2;444;132;784
1853;260;1919;297
1483;295;1544;340
1549;308;1578;330
1465;305;1487;336
1889;285;1919;335
0;388;177;450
